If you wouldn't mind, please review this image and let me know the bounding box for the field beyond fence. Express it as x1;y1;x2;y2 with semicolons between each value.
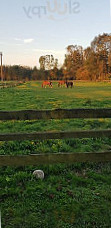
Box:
0;81;111;228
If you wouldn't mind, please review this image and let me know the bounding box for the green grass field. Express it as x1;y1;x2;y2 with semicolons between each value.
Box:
0;81;111;228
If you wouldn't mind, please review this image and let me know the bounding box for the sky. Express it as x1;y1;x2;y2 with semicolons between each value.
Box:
0;0;111;68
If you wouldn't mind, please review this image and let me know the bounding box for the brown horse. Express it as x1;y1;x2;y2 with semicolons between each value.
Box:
66;81;73;88
58;80;65;87
42;81;52;88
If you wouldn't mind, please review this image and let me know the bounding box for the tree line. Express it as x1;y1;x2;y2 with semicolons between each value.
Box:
1;33;111;81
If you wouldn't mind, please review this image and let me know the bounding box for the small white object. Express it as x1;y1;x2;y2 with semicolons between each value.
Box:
33;170;44;179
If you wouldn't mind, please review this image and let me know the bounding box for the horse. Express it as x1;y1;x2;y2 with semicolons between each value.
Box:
58;80;65;87
66;81;73;88
42;81;53;88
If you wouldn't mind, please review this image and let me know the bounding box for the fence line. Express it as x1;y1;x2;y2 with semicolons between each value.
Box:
0;152;111;166
0;108;111;166
0;108;111;120
0;82;24;89
0;129;111;141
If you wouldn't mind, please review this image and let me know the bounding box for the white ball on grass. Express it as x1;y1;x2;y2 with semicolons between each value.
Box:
33;170;44;179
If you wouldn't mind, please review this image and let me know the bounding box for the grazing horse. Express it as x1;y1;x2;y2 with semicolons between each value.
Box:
42;81;53;88
58;80;65;87
66;81;73;88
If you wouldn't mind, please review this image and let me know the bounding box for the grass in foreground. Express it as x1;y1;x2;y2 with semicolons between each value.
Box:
0;81;111;227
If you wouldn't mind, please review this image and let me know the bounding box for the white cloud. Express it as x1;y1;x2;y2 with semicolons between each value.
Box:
14;38;34;44
23;39;34;44
14;38;22;41
33;48;65;55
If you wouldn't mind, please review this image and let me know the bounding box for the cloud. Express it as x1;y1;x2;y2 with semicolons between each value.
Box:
23;39;34;44
14;38;34;44
33;48;65;55
14;38;22;41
